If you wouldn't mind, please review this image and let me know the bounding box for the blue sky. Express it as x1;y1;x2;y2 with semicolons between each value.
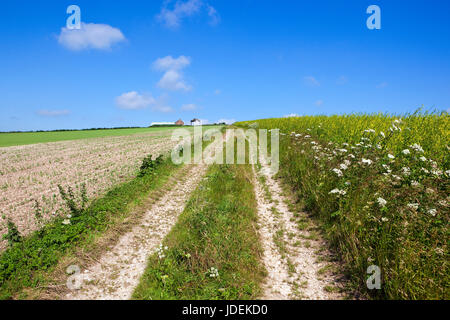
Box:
1;0;449;131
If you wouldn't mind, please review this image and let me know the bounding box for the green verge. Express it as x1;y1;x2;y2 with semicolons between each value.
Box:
0;157;180;299
132;163;265;300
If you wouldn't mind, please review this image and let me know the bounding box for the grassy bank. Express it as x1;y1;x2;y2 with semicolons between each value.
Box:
236;112;449;299
132;163;265;300
0;156;180;299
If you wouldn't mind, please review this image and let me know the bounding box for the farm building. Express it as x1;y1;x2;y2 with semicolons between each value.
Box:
190;118;201;126
175;119;184;126
150;122;175;126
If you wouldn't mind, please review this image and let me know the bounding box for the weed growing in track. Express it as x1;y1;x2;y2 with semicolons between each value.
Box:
133;163;265;300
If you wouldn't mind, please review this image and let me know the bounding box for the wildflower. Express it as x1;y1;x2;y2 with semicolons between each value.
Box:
361;158;373;165
380;132;385;138
381;217;389;222
340;163;348;170
62;219;71;225
411;180;420;187
401;167;411;176
431;170;443;176
402;149;410;155
348;154;355;159
419;156;427;162
428;208;437;216
304;135;311;138
407;203;419;210
364;129;376;133
435;248;444;256
438;200;447;207
156;244;168;259
332;168;343;177
329;188;346;196
337;148;348;153
345;181;351;186
377;197;387;208
208;267;219;278
410;143;424;153
421;167;429;174
445;170;450;176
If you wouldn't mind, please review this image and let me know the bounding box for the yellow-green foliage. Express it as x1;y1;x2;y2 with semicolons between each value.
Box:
236;111;449;300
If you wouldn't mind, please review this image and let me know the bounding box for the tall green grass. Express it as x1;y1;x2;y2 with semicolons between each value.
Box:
236;111;449;299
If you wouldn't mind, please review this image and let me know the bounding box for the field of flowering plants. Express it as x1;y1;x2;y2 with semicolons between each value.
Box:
236;112;449;299
0;129;181;252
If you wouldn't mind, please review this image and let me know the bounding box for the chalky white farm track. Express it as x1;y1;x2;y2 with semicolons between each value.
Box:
0;130;180;251
254;158;348;300
64;163;208;300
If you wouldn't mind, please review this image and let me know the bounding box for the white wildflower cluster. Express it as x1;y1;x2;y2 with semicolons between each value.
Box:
407;203;419;210
410;143;424;153
62;214;72;225
390;119;402;132
377;197;387;208
332;168;343;177
364;129;376;134
427;209;437;216
402;149;410;155
329;188;346;196
208;267;219;278
401;167;411;176
156;244;168;259
361;158;373;165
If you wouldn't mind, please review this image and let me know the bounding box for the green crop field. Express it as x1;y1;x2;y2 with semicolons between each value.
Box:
0;127;182;148
236;111;449;299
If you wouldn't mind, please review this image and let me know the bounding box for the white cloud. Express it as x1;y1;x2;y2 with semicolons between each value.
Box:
376;82;388;88
216;118;235;125
116;91;174;112
158;0;203;28
58;22;125;51
337;75;348;85
315;100;323;106
153;55;192;92
153;55;191;71
199;119;209;125
181;103;197;111
303;76;320;87
206;4;220;26
37;109;71;117
284;113;299;118
152;93;174;113
157;0;220;28
157;69;192;91
116;91;155;110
